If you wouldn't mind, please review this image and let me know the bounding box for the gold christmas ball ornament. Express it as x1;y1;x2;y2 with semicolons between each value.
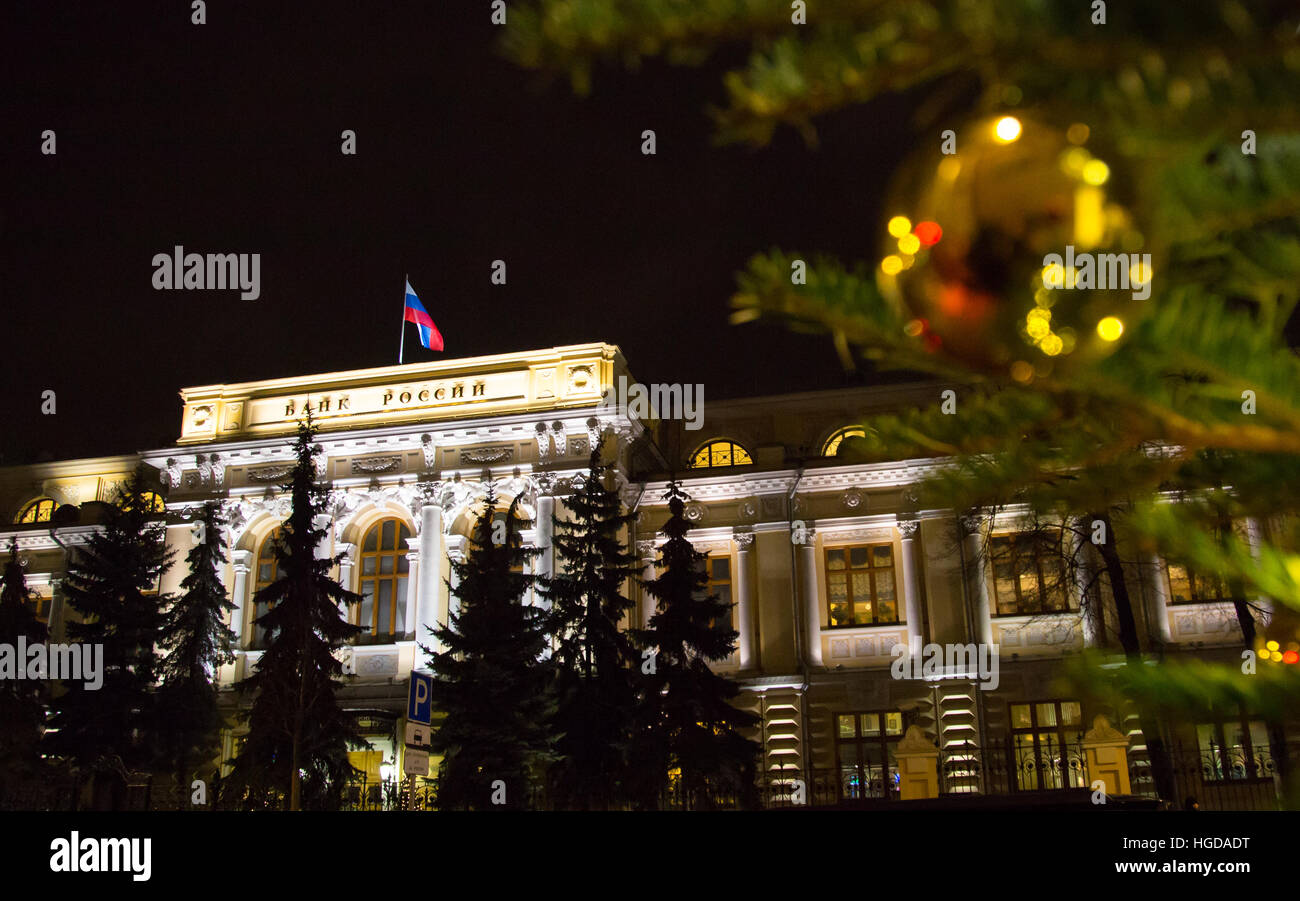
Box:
877;114;1148;377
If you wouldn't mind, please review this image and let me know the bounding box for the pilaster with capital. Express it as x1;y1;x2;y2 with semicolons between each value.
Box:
230;549;254;649
959;513;993;646
896;517;925;648
734;529;757;670
798;524;824;667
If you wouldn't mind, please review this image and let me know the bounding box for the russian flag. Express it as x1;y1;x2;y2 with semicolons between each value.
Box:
404;280;444;352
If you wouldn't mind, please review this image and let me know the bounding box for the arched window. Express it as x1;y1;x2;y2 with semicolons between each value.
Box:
14;497;56;524
823;426;868;457
119;491;166;514
689;440;753;470
355;519;410;640
251;529;283;650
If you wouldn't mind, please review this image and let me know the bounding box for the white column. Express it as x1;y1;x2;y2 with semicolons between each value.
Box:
417;503;444;645
1246;517;1274;621
229;550;253;649
1070;521;1099;647
1145;553;1174;643
336;542;357;622
535;494;555;581
800;526;824;667
638;540;658;628
734;530;756;670
404;543;420;639
897;518;924;649
446;535;468;625
961;515;994;646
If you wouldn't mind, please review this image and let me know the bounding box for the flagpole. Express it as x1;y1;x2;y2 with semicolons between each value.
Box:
399;274;407;365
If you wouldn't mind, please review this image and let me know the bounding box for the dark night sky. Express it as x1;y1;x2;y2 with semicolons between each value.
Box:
1;1;921;464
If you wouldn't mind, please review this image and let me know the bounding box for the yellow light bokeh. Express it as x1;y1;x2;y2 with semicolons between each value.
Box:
1267;640;1280;652
1010;361;1034;382
887;216;912;238
1082;159;1111;186
898;234;921;255
1026;318;1050;339
1041;334;1064;356
1097;316;1124;341
1066;122;1091;145
994;116;1022;143
937;157;962;182
881;255;904;276
1130;260;1152;285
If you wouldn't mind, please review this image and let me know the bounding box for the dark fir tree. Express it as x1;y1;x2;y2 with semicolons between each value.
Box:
542;445;642;809
423;487;556;810
222;415;366;810
46;464;173;809
0;545;50;792
156;501;237;803
631;482;759;809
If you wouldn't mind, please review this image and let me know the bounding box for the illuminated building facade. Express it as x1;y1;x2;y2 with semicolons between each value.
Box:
0;342;1283;808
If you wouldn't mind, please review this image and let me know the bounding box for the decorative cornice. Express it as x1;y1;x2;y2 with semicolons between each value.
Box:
351;455;402;475
248;464;294;483
896;518;921;539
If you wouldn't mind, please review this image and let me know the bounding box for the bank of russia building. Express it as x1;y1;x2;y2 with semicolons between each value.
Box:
0;342;1276;808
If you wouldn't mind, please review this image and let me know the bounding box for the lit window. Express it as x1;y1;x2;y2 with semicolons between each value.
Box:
1165;520;1250;605
689;440;753;470
251;529;283;650
825;543;900;627
1197;718;1272;783
692;553;735;633
990;532;1072;616
15;498;56;524
835;710;904;800
1008;700;1085;790
119;491;166;514
355;519;410;640
822;426;868;457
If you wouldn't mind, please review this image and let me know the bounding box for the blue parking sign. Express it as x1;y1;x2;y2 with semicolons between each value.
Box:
407;671;434;725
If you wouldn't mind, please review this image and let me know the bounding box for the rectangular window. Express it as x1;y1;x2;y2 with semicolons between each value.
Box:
990;533;1071;616
1008;700;1085;790
691;553;735;634
825;543;900;627
835;710;905;800
1197;719;1272;782
1165;519;1251;605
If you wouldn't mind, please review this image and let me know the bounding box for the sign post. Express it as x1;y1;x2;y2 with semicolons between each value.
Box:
403;673;436;809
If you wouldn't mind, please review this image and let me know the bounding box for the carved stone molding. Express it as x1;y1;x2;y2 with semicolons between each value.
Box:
959;513;987;535
684;502;707;523
1083;715;1127;745
551;422;568;457
351;455;401;475
461;446;513;465
248;464;294;483
535;422;551;461
896;518;921;540
841;488;865;510
420;434;437;471
636;540;657;559
733;529;756;549
162;458;184;489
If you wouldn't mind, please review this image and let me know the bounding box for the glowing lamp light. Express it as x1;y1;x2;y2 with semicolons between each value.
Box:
1097;316;1124;341
1267;640;1280;652
904;319;925;337
881;255;904;276
1082;159;1111;186
897;234;921;255
994;116;1022;143
1284;650;1299;665
887;216;913;238
1041;334;1064;356
913;220;942;246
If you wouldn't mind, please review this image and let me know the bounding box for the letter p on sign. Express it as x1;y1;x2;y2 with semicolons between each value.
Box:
407;671;434;725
